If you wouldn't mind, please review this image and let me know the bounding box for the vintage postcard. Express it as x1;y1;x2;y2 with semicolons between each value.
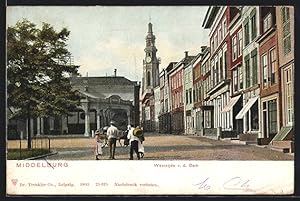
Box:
6;5;294;195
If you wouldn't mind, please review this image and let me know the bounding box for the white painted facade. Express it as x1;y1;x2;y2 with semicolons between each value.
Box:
183;61;195;134
240;6;261;137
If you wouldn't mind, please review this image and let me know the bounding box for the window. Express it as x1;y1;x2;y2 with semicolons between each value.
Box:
219;55;223;80
223;19;227;38
233;69;238;92
232;36;237;60
282;7;291;55
262;54;268;87
283;35;291;55
216;60;219;84
189;89;192;104
239;66;243;90
215;34;218;50
186;90;189;104
219;27;223;42
250;101;259;130
250;9;257;40
211;61;215;87
244;20;250;46
179;72;182;86
263;13;272;33
199;85;202;101
270;48;277;85
176;92;178;108
193;89;195;102
238;30;243;56
202;81;205;100
195;86;199;102
285;68;293;124
180;91;183;106
268;99;277;134
204;110;212;128
211;39;214;53
185;73;188;84
224;50;227;78
213;61;217;86
207;75;210;90
250;49;258;86
245;55;251;88
172;94;175;109
147;71;151;86
282;6;290;23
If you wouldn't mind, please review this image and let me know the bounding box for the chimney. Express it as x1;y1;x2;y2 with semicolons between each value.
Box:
184;51;188;58
114;69;117;77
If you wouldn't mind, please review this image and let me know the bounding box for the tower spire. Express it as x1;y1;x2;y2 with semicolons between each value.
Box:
148;22;153;34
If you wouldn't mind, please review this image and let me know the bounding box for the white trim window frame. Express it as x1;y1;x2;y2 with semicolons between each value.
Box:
270;48;277;85
263;13;272;33
262;53;268;88
237;29;243;56
232;35;238;61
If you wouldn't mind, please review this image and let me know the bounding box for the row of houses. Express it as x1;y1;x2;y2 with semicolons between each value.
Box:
150;6;294;151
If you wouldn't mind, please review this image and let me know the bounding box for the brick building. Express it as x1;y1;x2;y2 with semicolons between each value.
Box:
271;6;294;150
256;6;280;144
169;52;196;134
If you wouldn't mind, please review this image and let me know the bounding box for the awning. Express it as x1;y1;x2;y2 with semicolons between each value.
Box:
221;95;241;113
235;96;259;119
271;126;293;142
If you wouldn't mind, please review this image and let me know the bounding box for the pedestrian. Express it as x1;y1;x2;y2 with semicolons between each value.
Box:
94;130;103;160
127;125;140;160
101;126;109;148
136;126;145;158
106;120;119;159
123;125;131;147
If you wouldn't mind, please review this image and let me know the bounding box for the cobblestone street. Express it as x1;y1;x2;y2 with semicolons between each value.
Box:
8;133;293;160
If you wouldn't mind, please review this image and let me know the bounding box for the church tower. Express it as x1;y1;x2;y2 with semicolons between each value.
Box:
142;22;160;93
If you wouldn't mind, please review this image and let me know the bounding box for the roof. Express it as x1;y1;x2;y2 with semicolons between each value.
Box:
77;90;99;99
183;56;196;65
202;6;221;28
165;62;177;72
70;76;138;86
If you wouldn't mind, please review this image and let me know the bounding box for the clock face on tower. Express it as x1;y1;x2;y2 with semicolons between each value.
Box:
146;56;152;63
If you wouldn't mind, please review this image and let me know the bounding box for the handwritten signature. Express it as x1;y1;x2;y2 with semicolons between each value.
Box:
193;177;257;192
222;177;252;191
193;177;211;190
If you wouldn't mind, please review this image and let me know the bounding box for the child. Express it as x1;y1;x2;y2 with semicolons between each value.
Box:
94;130;103;160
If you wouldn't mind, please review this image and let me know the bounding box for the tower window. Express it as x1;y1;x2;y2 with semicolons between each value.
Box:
147;71;151;86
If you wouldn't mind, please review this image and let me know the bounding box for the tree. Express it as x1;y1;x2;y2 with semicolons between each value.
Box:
7;19;81;148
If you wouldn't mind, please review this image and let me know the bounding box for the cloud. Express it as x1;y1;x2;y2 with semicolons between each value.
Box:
7;6;210;82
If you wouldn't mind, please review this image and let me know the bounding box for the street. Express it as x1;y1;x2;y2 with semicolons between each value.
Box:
25;134;295;160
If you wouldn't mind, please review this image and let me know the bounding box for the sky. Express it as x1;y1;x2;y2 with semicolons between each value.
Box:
7;6;210;82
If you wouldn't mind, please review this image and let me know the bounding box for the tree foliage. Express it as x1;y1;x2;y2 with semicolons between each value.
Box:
7;19;81;119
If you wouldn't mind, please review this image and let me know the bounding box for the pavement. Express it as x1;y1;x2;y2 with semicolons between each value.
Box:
7;133;294;160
